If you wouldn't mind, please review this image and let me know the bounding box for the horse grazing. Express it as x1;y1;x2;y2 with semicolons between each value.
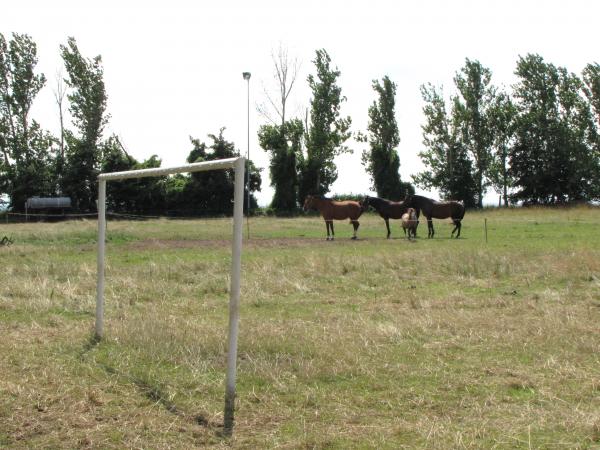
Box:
303;195;364;240
361;196;411;239
404;194;465;238
401;208;419;239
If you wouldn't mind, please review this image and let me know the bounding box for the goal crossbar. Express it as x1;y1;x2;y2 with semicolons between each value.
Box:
95;156;245;434
98;157;239;181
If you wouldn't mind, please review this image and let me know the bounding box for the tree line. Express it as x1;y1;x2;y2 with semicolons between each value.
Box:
0;33;261;215
416;56;600;207
260;50;600;213
2;34;599;216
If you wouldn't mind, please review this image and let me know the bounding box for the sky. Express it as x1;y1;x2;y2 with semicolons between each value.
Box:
2;0;599;206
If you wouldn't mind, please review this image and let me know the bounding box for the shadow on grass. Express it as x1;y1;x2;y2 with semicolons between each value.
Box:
78;333;101;360
80;341;223;436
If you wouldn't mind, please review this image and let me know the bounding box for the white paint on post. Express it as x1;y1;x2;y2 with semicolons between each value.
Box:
224;157;245;433
95;179;107;339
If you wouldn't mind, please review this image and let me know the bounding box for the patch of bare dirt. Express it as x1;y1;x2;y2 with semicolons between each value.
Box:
127;237;355;251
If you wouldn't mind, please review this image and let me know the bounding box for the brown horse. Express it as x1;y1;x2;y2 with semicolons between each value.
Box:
401;208;419;239
303;195;364;240
361;196;411;239
404;194;465;238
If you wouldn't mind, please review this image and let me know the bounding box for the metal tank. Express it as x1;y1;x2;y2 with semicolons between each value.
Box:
25;197;72;209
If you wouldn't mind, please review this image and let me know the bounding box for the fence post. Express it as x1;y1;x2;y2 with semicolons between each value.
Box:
484;218;488;244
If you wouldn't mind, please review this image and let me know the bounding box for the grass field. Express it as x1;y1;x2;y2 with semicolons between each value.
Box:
1;207;599;449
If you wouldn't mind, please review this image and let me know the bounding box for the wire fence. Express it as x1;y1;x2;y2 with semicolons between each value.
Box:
1;210;599;229
1;211;232;223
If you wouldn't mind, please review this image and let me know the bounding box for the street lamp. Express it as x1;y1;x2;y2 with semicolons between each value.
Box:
242;72;251;239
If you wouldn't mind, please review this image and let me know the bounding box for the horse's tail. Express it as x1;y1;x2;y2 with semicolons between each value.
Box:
454;202;466;221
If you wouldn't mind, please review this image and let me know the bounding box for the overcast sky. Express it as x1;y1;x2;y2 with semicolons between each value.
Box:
2;0;598;205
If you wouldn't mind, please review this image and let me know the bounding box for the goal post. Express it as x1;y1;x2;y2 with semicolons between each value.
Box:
95;156;245;433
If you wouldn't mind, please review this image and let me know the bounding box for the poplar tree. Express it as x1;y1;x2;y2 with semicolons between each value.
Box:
488;92;516;206
361;76;412;200
453;59;496;208
299;49;351;202
60;37;108;211
0;33;55;210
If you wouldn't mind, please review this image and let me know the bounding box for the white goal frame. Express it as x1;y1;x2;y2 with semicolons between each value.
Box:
95;156;245;433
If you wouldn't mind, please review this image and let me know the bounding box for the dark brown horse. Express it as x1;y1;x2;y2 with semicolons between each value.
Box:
361;196;411;238
404;194;465;238
303;195;364;240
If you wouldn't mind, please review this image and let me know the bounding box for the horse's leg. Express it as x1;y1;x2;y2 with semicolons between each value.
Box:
451;220;458;238
385;218;391;239
330;221;335;241
456;219;461;238
427;218;434;238
325;221;331;240
351;220;359;240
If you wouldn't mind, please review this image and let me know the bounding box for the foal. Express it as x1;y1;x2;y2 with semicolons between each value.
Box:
401;208;418;239
303;195;364;240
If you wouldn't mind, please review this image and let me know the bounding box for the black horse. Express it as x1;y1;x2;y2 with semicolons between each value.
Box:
361;196;412;239
404;195;465;238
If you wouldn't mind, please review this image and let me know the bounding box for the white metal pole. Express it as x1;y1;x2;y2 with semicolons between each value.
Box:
95;180;107;339
223;157;245;434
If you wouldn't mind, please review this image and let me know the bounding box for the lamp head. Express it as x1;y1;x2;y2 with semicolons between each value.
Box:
242;72;251;80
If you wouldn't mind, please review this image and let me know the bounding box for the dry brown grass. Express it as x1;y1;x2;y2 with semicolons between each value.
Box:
1;207;599;448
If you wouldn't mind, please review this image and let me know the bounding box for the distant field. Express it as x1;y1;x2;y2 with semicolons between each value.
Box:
1;207;599;449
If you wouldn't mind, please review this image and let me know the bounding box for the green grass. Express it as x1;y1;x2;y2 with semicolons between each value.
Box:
1;206;599;448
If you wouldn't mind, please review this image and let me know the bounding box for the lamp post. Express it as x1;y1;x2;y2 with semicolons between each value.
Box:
242;72;251;239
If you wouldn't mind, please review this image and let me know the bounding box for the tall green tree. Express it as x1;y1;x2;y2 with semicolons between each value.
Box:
488;91;517;206
0;33;56;210
101;136;166;214
60;37;108;211
582;63;600;197
258;119;303;212
299;49;351;202
453;59;497;208
511;54;599;203
361;76;413;200
583;63;600;122
183;128;261;215
413;84;477;206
